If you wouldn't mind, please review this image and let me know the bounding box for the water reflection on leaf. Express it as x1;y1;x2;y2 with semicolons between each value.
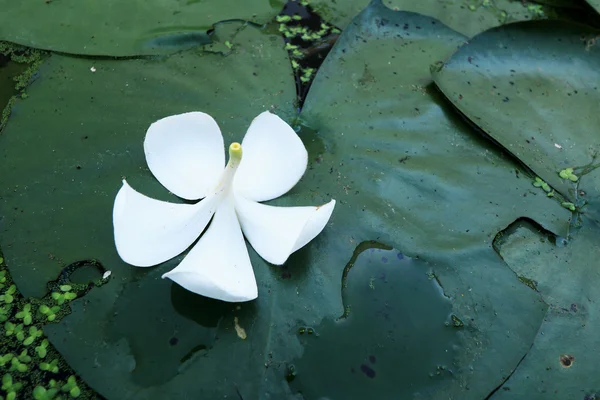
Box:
290;245;457;398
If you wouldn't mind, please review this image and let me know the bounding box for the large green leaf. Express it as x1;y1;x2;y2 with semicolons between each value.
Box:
0;21;296;299
432;20;600;223
0;22;303;398
289;244;459;398
0;0;283;56
492;218;600;399
294;1;569;398
432;18;600;397
311;0;554;37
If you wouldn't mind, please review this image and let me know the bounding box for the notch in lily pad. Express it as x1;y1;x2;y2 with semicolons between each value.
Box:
558;168;578;182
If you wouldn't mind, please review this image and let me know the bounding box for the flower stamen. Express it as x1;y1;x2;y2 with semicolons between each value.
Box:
214;142;243;196
229;142;242;163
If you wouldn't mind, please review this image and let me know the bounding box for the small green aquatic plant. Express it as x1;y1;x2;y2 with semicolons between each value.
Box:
37;305;61;322
50;285;77;305
35;339;50;358
61;375;81;398
532;176;551;192
0;285;16;304
23;326;43;346
32;384;59;400
2;373;23;400
558;167;578;182
39;358;59;373
15;303;33;325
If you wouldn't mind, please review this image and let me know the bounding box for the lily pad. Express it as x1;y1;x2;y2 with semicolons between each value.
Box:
0;22;297;398
311;0;555;37
0;43;44;131
0;21;296;299
0;0;283;56
297;1;567;397
289;244;458;398
492;218;600;399
432;20;600;223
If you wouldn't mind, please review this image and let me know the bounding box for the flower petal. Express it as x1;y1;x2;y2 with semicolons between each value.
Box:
234;111;308;202
162;197;258;302
113;180;218;267
234;194;335;265
144;112;225;200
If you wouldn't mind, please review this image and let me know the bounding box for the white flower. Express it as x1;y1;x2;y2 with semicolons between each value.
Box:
112;111;335;302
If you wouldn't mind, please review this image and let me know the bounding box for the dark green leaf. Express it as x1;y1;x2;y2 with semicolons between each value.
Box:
289;244;458;398
492;218;600;399
432;20;600;223
0;0;284;56
296;1;568;397
0;22;298;398
311;0;553;37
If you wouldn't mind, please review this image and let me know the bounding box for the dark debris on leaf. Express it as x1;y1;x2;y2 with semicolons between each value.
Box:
360;363;375;379
277;0;341;109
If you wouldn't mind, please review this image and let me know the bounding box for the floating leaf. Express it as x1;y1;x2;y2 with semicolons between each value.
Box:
493;219;600;398
432;20;600;223
0;0;283;56
310;0;560;37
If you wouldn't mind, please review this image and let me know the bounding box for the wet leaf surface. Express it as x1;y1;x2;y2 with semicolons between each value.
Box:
296;2;567;397
493;218;600;399
290;245;457;398
311;0;556;38
0;0;284;56
432;20;600;223
1;22;300;398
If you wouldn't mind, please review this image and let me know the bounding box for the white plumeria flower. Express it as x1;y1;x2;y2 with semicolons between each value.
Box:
112;111;335;302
